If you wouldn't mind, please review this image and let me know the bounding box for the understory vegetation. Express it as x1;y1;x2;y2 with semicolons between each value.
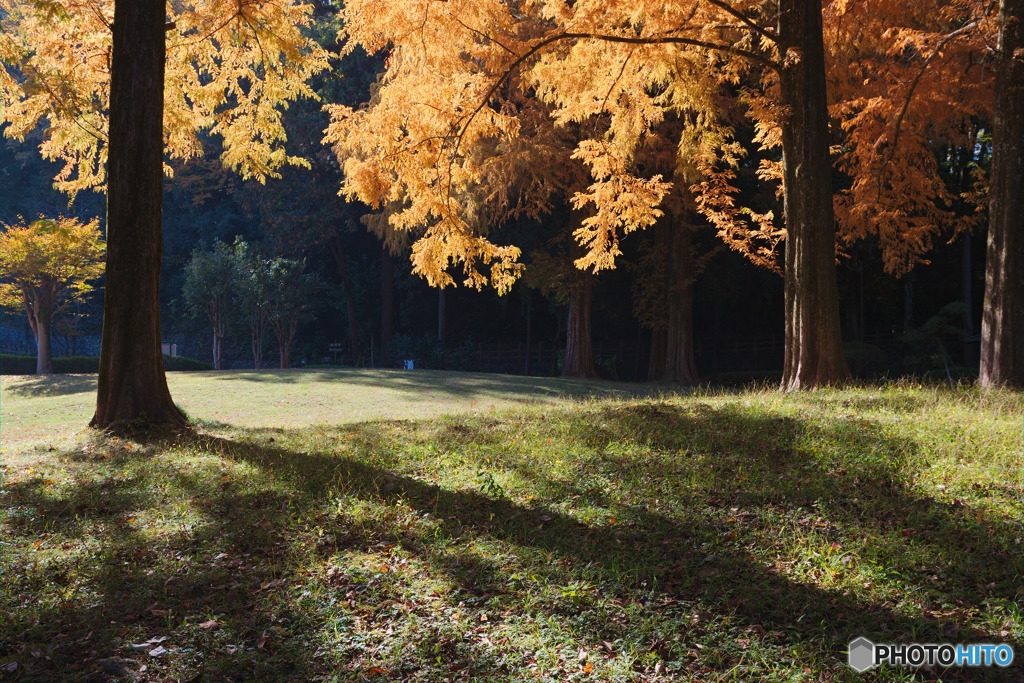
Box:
1;383;1021;681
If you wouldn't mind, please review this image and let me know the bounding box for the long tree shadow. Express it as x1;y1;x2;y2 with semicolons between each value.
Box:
2;403;1020;681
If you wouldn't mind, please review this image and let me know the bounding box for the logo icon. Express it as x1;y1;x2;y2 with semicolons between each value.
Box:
848;637;876;672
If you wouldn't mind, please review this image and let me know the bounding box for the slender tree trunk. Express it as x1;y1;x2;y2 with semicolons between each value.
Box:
91;0;186;429
778;0;850;390
437;287;446;343
980;0;1024;388
250;314;265;369
330;234;360;362
563;236;597;378
661;218;699;383
381;245;394;366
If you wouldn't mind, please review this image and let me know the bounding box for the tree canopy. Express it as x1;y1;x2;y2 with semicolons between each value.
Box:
0;216;105;374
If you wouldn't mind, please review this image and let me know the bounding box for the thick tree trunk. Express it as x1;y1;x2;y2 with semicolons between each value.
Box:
778;0;850;390
330;233;360;362
660;218;699;383
980;0;1024;388
563;237;597;378
381;245;394;366
91;0;186;429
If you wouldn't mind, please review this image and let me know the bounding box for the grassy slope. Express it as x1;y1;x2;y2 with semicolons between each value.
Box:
0;376;1021;682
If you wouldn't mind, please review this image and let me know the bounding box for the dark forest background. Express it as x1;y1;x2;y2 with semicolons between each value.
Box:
0;37;986;384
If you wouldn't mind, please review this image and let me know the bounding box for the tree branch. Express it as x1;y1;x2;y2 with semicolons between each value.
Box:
703;0;777;43
876;19;982;201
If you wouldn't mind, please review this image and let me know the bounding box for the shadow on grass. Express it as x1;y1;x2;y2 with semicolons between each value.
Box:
2;402;1020;681
1;374;97;398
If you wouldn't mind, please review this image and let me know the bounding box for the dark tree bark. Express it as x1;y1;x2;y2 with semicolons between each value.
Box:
91;0;186;429
777;0;850;390
380;245;394;366
660;217;699;383
329;233;360;362
980;0;1024;388
563;237;597;379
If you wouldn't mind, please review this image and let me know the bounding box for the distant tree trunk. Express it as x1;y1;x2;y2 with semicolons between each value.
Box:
29;303;54;375
251;317;264;370
91;0;186;429
212;315;226;370
980;0;1024;388
438;287;446;343
778;0;850;390
25;297;54;375
903;275;914;336
329;233;360;361
563;237;597;378
274;319;297;369
660;217;699;383
381;245;394;366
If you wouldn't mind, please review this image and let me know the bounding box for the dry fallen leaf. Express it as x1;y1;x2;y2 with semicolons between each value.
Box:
198;620;218;630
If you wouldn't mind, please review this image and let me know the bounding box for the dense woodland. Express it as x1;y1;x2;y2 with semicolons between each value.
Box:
1;0;1020;401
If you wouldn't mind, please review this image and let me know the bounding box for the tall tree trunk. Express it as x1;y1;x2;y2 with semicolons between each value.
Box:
778;0;850;390
381;245;394;366
661;218;699;383
330;233;360;362
91;0;186;429
980;0;1024;388
563;236;597;378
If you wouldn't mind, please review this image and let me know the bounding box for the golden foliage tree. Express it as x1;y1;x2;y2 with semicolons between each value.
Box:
0;217;105;375
1;0;331;428
0;0;331;193
325;0;845;389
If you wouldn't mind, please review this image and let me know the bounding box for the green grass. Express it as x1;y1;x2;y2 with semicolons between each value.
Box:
1;377;1021;682
0;368;656;449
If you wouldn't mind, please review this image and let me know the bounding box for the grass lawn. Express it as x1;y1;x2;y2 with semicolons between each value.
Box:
1;373;1021;682
0;369;657;450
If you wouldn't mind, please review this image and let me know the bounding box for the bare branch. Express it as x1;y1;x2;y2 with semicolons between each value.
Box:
703;0;777;43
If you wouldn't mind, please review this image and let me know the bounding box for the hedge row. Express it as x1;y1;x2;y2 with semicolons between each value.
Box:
0;354;213;375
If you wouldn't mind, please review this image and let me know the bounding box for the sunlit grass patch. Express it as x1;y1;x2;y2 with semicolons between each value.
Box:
1;383;1020;681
